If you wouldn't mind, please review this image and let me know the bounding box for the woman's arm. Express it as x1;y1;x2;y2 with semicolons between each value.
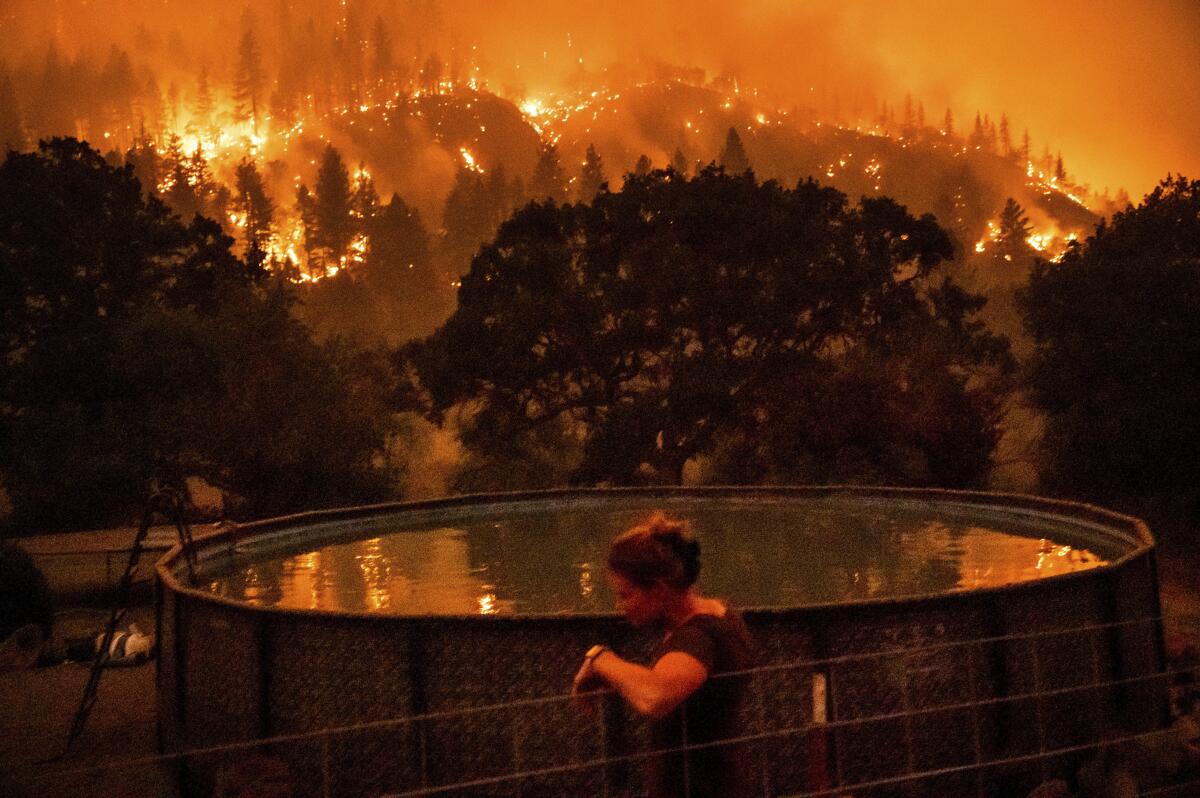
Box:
577;649;708;719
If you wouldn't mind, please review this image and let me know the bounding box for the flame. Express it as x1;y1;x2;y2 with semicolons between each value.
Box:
460;147;484;173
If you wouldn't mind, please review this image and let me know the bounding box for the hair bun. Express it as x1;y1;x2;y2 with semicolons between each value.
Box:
608;513;702;589
647;516;701;584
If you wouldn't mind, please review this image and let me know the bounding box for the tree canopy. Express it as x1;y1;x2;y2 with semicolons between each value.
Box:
0;139;397;533
1019;175;1200;515
402;167;1011;489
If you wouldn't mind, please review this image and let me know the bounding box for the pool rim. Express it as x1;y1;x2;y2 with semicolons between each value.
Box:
156;485;1155;622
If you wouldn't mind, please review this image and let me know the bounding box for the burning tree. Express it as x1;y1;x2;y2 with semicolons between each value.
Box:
402;168;1012;489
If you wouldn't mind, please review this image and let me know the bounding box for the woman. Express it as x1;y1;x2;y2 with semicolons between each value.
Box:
572;513;756;798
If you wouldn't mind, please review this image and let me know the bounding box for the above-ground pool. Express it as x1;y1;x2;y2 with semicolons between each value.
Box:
157;487;1165;797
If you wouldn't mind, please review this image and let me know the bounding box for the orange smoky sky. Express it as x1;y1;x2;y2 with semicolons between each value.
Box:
451;0;1199;196
5;0;1197;197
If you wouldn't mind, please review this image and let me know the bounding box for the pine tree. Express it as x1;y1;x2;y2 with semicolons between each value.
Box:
1055;152;1066;182
125;136;160;196
670;148;689;177
484;163;517;224
718;127;750;174
634;154;652;177
1021;129;1032;166
100;47;138;148
969;111;985;148
234;28;268;134
943;108;954;138
296;183;318;268
999;114;1013;158
191;69;215;145
364;192;433;307
917;101;926;130
0;64;25;152
166;81;180;133
421;52;444;93
372;17;393;91
578;143;606;202
902;93;916;138
352;163;379;228
187;145;228;221
140;76;165;140
996;197;1033;263
314;144;354;264
442;166;492;267
234;157;275;255
530;143;567;202
166;161;199;220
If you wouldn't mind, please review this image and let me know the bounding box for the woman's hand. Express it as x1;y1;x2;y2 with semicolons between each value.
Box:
571;655;607;718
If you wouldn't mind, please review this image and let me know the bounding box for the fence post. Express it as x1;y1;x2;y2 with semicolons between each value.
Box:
968;641;985;798
322;734;332;798
1032;635;1048;786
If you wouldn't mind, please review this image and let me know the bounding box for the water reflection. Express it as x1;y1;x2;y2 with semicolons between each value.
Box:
201;500;1110;615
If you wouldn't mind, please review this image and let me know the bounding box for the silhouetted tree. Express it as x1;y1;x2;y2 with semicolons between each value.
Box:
634;154;652;177
902;94;917;139
421;52;444;92
670;148;689;177
124;136;160;196
530;143;567;202
314;143;354;264
363;193;441;341
165;161;199;220
969;112;985;149
1019;176;1200;520
0;138;398;532
234;28;268;133
0;65;26;152
295;183;318;268
441;166;492;270
34;44;74;137
99;47;138;148
942;108;954;138
371;17;393;90
578;143;606;202
998;114;1013;159
190;68;216;145
1020;129;1032;166
1054;152;1066;182
484;164;521;223
996;197;1033;263
186;145;229;222
718;127;750;174
403;168;1011;488
352;162;379;228
165;81;181;132
234;157;275;255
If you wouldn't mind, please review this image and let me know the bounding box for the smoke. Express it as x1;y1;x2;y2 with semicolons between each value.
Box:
444;0;1200;196
3;0;1196;196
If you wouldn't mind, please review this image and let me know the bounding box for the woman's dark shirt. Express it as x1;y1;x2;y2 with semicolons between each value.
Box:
647;609;756;798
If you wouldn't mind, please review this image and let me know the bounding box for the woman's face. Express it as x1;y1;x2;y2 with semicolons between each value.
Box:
607;570;667;628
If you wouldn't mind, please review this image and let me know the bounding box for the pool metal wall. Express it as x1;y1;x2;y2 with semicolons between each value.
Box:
155;487;1165;797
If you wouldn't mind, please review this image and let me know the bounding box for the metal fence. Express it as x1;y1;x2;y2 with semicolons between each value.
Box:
5;613;1199;797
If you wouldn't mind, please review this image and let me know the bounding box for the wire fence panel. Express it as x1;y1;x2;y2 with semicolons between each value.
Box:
5;614;1199;797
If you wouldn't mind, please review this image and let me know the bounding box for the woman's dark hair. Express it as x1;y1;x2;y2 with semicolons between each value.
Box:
607;513;701;590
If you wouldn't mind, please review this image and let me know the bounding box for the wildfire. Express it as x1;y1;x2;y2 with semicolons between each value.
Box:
78;47;1106;291
460;148;484;173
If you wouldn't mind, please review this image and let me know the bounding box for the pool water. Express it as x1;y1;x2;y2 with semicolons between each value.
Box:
201;496;1109;615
